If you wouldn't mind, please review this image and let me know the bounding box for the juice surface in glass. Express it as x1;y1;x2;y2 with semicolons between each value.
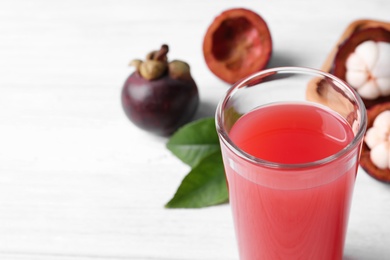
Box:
223;102;359;260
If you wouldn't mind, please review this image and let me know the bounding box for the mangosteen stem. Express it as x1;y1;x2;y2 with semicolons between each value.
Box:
154;44;169;61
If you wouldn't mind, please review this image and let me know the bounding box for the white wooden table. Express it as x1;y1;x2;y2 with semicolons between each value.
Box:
1;0;389;259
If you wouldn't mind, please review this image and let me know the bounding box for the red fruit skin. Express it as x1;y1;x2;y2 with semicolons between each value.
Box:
203;8;272;84
121;72;199;136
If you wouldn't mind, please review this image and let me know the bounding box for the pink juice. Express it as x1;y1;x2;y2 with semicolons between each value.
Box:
222;102;360;260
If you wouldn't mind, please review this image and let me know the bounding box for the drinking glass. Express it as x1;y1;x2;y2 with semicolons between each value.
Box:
216;67;367;260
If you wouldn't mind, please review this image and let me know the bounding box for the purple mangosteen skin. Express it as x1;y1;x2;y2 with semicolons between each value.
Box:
121;72;199;136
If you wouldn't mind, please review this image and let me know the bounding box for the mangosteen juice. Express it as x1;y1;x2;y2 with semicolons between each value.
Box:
222;102;357;259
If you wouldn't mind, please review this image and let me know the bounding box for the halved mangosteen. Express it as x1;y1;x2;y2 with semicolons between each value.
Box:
203;8;272;84
331;27;390;108
360;102;390;183
307;20;390;109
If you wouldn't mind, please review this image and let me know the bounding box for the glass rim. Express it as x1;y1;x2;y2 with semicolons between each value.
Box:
215;66;367;169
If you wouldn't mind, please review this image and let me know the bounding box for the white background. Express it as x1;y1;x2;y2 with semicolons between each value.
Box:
1;0;390;259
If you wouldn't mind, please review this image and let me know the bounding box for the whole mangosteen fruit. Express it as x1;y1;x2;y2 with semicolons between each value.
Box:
121;44;199;136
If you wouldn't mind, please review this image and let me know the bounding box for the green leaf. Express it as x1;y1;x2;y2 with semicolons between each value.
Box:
166;117;220;168
165;151;228;208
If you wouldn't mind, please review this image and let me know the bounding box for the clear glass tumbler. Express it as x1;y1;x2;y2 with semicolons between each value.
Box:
216;67;367;260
